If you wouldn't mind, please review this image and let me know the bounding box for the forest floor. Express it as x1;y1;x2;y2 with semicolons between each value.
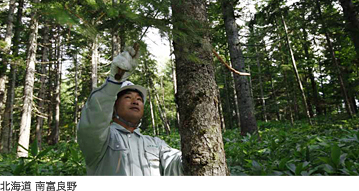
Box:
0;114;358;175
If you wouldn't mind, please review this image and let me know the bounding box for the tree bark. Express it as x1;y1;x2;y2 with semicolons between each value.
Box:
169;39;180;130
1;0;25;153
49;27;62;145
339;0;359;59
281;14;312;125
91;34;99;90
74;50;79;140
171;0;228;175
17;0;40;158
35;22;50;150
0;0;16;127
154;92;171;135
315;0;354;117
221;0;258;135
256;48;267;122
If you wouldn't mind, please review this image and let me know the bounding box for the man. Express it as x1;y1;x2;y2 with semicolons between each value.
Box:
77;44;183;176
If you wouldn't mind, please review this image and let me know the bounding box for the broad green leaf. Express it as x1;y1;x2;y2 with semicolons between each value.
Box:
331;144;341;167
36;147;52;159
295;163;303;175
30;140;38;157
252;160;261;170
323;164;335;174
340;153;347;165
318;157;331;164
286;163;296;174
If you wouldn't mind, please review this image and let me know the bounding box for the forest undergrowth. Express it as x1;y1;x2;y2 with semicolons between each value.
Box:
0;114;358;176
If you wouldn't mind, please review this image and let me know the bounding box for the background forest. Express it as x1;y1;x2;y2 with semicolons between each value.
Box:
0;0;358;175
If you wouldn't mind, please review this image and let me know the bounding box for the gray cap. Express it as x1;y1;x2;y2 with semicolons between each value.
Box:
118;81;147;104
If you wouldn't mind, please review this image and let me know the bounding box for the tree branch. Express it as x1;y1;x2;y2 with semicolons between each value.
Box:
212;49;250;76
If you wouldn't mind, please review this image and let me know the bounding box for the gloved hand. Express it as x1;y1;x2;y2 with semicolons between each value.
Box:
109;44;140;82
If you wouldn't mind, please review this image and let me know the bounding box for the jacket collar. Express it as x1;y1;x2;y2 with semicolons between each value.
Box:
112;122;142;136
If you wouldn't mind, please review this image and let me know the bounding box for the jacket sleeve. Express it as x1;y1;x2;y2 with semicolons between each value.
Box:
157;138;184;176
77;78;122;167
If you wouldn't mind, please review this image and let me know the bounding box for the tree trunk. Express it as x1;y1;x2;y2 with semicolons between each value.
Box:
17;0;40;158
227;52;241;126
222;66;233;128
300;5;323;116
315;0;354;117
49;27;62;145
91;35;99;90
283;71;295;125
221;0;258;135
169;39;180;130
154;92;171;135
281;14;312;125
171;0;228;175
1;0;25;153
0;0;16;114
339;0;359;58
148;91;157;135
35;22;50;150
74;50;79;140
256;48;267;122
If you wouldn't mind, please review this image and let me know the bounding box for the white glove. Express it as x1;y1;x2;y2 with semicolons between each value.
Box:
110;46;138;82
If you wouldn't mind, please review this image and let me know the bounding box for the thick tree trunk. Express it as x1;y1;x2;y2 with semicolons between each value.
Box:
17;0;40;158
316;0;354;117
171;0;228;175
339;0;359;58
91;35;99;90
222;0;258;135
281;14;312;125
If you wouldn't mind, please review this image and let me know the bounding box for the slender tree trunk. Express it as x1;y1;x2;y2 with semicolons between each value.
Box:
148;91;157;135
222;67;233;128
222;0;258;135
154;93;171;135
256;48;267;122
281;14;312;125
227;53;241;126
171;0;228;175
315;0;354;117
283;71;295;125
0;0;16;131
74;50;79;140
91;35;99;90
169;39;180;130
217;89;226;132
49;27;62;145
300;5;323;116
339;0;359;58
269;72;281;121
4;0;24;152
17;0;40;158
35;22;50;150
0;0;16;114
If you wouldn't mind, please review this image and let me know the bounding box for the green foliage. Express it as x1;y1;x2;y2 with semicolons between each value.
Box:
224;116;359;175
0;141;86;175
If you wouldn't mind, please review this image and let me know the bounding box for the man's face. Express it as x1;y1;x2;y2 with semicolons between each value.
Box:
115;90;144;124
